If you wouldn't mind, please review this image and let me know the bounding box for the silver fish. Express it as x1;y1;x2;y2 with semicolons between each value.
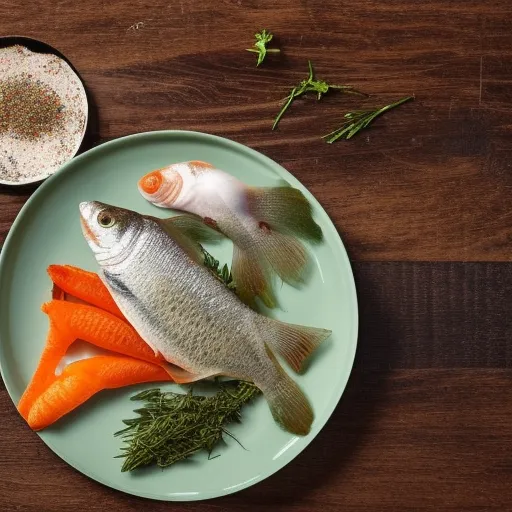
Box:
138;161;323;309
79;201;331;435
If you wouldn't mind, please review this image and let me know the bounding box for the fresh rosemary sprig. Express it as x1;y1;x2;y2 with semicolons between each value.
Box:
116;248;259;472
115;381;260;472
323;95;414;143
246;29;280;66
272;60;366;130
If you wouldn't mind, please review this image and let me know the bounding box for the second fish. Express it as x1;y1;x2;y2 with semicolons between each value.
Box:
138;161;323;308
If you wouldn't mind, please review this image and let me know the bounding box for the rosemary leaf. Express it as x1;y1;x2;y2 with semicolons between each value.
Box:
116;382;260;472
323;95;414;143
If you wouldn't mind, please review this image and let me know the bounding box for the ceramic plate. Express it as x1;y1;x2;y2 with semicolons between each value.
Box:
0;131;358;501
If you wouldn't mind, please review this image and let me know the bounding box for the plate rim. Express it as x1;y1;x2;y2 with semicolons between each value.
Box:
0;129;359;501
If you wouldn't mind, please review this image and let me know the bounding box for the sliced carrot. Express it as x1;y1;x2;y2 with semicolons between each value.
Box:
28;355;172;430
18;300;164;420
41;300;161;362
47;265;124;319
18;319;74;420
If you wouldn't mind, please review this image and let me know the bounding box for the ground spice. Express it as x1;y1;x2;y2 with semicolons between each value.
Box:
0;75;65;140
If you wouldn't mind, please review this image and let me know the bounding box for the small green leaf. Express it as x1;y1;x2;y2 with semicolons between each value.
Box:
246;29;280;67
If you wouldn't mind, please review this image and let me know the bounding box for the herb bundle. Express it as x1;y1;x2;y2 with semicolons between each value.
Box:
115;381;260;472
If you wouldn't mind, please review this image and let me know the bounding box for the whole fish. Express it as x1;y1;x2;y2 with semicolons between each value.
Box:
79;201;331;436
138;161;323;309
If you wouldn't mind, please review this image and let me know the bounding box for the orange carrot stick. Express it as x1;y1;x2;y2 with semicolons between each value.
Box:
47;265;124;319
18;300;164;420
42;300;160;363
28;355;172;430
18;318;74;420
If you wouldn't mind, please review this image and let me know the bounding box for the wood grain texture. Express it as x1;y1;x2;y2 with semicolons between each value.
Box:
1;0;512;509
355;262;512;369
0;0;511;259
1;370;511;511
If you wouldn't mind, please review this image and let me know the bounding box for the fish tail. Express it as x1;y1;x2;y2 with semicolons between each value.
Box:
259;317;331;373
246;186;323;243
260;344;314;436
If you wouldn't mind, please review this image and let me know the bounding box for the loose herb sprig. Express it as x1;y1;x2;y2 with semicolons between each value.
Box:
272;60;366;130
246;29;280;66
116;248;259;472
323;96;414;143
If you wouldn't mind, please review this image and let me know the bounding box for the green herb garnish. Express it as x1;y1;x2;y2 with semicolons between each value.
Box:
272;60;366;130
116;248;259;472
115;382;259;472
202;247;235;291
246;29;280;66
323;95;414;143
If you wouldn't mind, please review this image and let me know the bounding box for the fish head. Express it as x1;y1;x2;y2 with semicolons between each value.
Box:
138;165;185;207
138;161;215;208
79;201;144;266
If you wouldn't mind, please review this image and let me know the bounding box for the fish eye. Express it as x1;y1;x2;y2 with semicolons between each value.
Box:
97;211;116;228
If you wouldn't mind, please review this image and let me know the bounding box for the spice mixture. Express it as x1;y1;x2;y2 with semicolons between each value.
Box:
0;45;88;184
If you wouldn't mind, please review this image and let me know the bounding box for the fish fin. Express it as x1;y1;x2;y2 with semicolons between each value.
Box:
259;229;309;285
163;214;223;244
231;245;277;309
262;319;331;373
151;217;204;265
163;364;217;384
261;344;314;436
247;187;323;243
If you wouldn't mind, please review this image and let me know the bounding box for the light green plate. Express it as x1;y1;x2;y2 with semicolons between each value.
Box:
0;131;358;501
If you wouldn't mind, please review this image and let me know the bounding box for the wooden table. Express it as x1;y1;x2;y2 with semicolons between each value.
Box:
1;1;511;510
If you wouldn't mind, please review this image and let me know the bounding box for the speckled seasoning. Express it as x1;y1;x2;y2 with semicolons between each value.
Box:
0;45;88;185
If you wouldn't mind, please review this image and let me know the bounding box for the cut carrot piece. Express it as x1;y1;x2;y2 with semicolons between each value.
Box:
18;319;74;420
28;355;172;430
47;265;124;319
18;300;165;420
40;300;160;362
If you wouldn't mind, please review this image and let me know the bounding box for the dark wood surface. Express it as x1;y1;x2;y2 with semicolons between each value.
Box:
1;1;511;510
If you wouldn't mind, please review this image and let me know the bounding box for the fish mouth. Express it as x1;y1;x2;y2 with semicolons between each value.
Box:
79;201;99;244
138;170;163;196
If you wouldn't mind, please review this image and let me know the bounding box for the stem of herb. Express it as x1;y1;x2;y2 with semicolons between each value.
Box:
272;60;367;130
323;95;414;143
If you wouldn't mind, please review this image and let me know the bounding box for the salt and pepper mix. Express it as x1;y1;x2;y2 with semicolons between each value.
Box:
0;45;88;185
